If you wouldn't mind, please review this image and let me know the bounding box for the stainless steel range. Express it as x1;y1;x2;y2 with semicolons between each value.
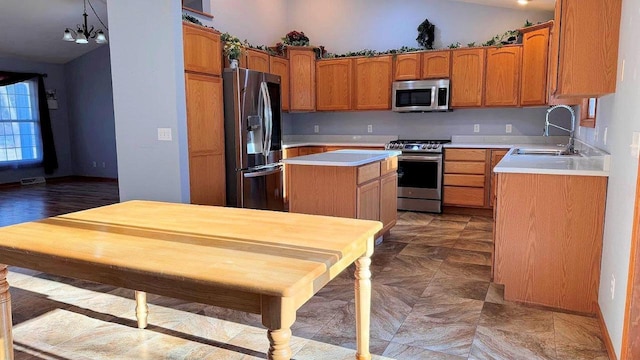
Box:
385;139;451;213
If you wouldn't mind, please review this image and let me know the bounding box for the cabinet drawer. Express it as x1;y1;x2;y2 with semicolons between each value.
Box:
381;156;398;175
445;149;487;161
444;174;485;187
443;186;485;207
444;161;485;174
358;162;381;184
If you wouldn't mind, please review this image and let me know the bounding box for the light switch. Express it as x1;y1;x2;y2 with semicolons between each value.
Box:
505;124;512;133
158;128;172;141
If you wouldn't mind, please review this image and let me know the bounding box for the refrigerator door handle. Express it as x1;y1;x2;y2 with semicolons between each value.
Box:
261;82;273;158
243;166;282;178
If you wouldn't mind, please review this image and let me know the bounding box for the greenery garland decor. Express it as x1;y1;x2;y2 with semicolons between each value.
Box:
416;18;435;49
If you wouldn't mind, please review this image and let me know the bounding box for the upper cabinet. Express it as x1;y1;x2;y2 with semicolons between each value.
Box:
520;24;550;106
245;49;270;73
354;55;393;110
484;46;521;107
451;49;485;107
182;23;221;76
288;47;316;112
550;0;622;98
269;56;290;111
394;53;421;81
422;51;451;79
316;59;353;111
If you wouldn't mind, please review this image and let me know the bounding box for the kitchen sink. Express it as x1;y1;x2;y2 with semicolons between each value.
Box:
512;148;581;156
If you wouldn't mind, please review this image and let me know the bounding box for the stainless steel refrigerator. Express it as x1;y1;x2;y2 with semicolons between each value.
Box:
222;68;284;211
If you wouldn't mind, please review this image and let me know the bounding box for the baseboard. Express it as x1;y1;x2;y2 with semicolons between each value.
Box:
0;175;117;188
597;303;618;360
442;206;493;217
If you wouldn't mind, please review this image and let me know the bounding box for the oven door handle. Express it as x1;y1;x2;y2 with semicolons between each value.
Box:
398;155;442;162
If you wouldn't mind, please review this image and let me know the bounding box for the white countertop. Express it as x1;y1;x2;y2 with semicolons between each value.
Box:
492;143;610;177
281;149;401;167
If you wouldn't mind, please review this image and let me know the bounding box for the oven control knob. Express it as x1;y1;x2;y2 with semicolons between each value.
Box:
395;144;402;149
421;144;427;149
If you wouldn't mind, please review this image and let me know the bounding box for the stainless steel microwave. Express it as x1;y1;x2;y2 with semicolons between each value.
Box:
392;79;450;112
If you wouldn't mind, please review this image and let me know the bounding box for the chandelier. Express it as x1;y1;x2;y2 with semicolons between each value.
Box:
62;0;108;44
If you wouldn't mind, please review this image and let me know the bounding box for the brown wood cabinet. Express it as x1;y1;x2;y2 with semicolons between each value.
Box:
297;146;326;155
450;49;485;107
489;149;508;207
494;172;607;313
550;0;622;98
354;55;393;110
316;59;353;111
182;22;221;76
394;53;421;80
245;49;270;73
287;156;398;237
269;56;290;111
288;47;316;112
443;148;487;207
520;24;550;106
422;51;451;79
184;73;225;206
183;23;226;206
484;46;521;107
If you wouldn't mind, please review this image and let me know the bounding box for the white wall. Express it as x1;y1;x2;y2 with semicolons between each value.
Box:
575;0;640;356
108;0;189;203
286;0;552;52
192;0;289;46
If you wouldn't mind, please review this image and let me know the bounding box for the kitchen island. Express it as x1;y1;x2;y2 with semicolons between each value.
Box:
492;142;609;314
282;150;401;238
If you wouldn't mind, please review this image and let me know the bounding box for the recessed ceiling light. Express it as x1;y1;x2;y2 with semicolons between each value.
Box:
518;0;529;4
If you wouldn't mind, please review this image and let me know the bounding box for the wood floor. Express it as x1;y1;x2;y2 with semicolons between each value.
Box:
0;178;610;359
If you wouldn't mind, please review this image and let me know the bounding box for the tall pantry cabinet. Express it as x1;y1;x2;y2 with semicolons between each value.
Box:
182;22;226;206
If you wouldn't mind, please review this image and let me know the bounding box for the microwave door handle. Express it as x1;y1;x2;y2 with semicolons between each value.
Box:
431;86;436;107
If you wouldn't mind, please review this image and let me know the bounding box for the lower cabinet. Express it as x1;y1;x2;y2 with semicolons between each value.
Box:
494;172;607;313
287;156;398;237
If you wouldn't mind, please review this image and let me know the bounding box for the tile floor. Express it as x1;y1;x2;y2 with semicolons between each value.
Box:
1;181;610;359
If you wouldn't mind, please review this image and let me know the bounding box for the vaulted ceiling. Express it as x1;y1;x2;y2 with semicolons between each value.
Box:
0;0;554;65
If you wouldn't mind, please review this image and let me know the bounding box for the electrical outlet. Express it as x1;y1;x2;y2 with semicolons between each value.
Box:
367;125;373;133
92;161;96;168
505;124;512;133
314;125;319;133
157;128;172;141
611;274;616;300
474;124;480;133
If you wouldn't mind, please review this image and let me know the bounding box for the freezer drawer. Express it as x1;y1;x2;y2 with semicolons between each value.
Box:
241;165;284;211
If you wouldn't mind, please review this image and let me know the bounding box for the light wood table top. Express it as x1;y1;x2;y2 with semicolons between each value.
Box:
0;200;381;360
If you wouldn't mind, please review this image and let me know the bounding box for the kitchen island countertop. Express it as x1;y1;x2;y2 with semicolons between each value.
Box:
281;149;401;167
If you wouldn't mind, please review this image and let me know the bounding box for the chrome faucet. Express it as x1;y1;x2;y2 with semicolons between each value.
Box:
544;104;577;154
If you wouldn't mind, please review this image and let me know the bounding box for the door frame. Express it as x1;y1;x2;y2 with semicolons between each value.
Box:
622;158;640;359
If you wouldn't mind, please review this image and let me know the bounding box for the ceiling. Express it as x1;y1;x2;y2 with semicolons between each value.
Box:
0;0;554;65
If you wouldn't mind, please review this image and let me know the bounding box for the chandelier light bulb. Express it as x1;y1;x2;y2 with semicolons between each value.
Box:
517;0;529;4
62;29;75;42
95;30;108;44
75;29;88;44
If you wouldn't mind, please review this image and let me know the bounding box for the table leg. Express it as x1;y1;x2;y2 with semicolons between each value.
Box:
355;251;373;360
0;265;13;360
135;291;148;329
261;296;295;360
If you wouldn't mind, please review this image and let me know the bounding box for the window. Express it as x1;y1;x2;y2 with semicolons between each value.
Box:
0;80;42;166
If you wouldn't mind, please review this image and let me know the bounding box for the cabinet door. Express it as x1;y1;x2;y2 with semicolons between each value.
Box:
422;51;451;79
520;27;550;106
184;73;225;206
182;23;221;75
554;0;622;97
288;48;316;111
316;59;353;111
450;49;485;107
379;173;398;233
489;149;508;207
298;146;325;155
354;56;392;110
394;53;421;80
484;46;521;107
246;49;270;73
357;180;380;221
270;56;290;111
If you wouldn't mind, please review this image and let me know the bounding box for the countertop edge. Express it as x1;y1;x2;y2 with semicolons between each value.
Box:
281;150;400;167
283;142;386;149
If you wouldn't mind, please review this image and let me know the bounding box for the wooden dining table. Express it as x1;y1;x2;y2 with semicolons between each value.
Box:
0;200;381;360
